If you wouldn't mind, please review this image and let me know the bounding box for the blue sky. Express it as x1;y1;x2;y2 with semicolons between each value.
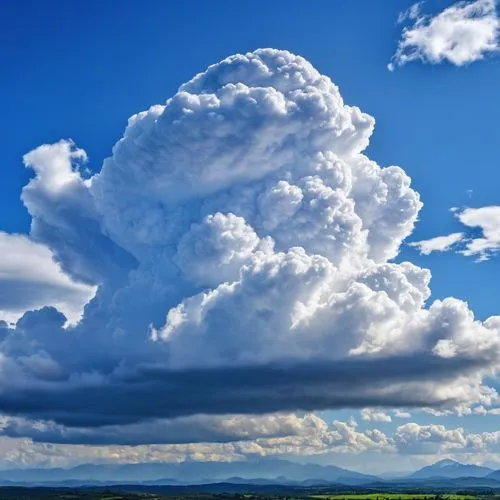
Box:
1;0;500;474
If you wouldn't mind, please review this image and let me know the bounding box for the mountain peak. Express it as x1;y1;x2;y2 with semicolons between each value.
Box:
410;459;493;479
435;459;461;468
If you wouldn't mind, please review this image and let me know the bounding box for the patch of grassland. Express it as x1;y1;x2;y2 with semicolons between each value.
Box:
310;495;478;500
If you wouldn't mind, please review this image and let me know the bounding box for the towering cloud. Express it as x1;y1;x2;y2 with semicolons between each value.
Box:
1;49;499;444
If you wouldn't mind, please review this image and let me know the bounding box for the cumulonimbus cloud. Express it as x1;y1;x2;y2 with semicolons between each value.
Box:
1;49;500;445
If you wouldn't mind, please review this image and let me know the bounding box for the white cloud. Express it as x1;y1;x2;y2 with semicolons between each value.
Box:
23;139;88;194
394;422;500;455
474;404;489;415
473;405;500;415
411;206;500;261
0;414;392;468
409;232;464;255
421;407;454;417
0;232;95;325
394;409;412;418
0;49;500;444
4;417;500;469
458;206;500;260
360;409;392;422
390;0;499;70
174;213;262;287
395;422;468;454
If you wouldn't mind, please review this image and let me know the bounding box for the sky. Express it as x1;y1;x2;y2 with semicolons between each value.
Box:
0;0;500;475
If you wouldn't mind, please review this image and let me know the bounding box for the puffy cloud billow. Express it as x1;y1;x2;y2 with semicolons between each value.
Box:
1;49;500;444
390;0;499;70
0;415;392;468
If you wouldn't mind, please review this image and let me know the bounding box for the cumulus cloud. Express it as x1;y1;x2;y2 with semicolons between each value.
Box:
473;404;500;415
394;421;500;455
1;49;500;445
390;0;499;70
410;206;500;261
22;139;138;286
458;206;500;260
4;418;500;469
360;409;392;422
0;232;95;324
0;415;392;468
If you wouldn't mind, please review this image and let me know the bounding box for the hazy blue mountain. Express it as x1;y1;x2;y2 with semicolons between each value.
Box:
0;458;376;486
2;458;499;488
486;469;500;481
409;459;493;479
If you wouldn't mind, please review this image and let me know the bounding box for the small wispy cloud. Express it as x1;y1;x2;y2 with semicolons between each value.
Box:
410;205;500;261
409;232;464;255
394;409;412;419
389;0;499;70
397;1;424;24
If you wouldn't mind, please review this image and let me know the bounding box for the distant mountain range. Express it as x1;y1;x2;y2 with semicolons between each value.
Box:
1;458;500;490
0;459;376;487
409;459;494;479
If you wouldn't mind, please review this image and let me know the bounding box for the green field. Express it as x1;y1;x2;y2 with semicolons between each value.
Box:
311;495;478;500
0;489;493;500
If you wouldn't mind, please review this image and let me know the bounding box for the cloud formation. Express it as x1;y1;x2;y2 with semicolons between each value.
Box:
458;206;500;260
1;49;500;445
394;409;412;419
390;0;499;70
410;205;500;261
409;232;464;255
394;421;500;455
2;416;500;469
0;413;329;447
361;409;392;423
0;232;95;325
0;414;393;469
